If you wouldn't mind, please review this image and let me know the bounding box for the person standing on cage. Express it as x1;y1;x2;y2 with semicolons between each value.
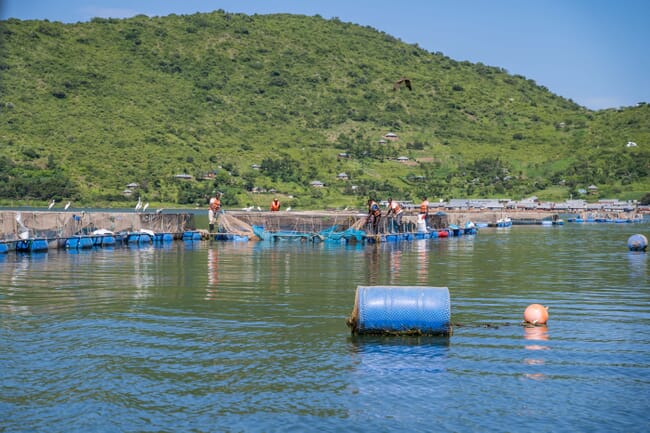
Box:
366;198;382;234
386;198;404;233
419;196;429;220
208;192;221;233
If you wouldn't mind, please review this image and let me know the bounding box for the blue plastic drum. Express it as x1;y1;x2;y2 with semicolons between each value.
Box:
348;285;451;335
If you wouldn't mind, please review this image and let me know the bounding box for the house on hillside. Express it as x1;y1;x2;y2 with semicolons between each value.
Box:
336;173;349;180
310;180;325;188
384;132;398;141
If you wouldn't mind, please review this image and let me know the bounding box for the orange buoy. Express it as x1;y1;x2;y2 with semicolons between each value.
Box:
523;304;549;325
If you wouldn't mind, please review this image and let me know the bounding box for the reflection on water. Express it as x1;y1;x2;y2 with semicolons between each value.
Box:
1;224;649;432
523;325;549;380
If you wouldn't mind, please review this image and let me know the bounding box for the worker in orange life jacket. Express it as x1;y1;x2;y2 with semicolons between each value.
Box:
208;193;222;232
386;197;404;233
419;196;429;220
366;199;382;234
270;198;281;212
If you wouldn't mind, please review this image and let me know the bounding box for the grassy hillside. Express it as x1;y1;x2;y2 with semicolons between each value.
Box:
0;10;648;209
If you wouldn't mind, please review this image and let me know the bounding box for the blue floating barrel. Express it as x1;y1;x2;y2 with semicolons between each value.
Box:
182;231;202;241
347;285;451;336
628;234;648;252
0;243;9;254
101;235;116;246
154;233;174;243
17;239;48;253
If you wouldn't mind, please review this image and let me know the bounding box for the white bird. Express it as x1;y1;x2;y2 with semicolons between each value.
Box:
156;208;164;214
15;213;30;239
257;206;262;212
286;207;291;211
242;206;253;212
64;201;71;210
135;196;142;212
142;202;149;212
48;199;56;210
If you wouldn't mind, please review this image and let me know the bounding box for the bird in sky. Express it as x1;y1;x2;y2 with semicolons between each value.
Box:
393;77;412;91
48;199;56;210
64;201;71;210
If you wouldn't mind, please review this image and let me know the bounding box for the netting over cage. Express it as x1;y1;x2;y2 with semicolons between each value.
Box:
217;213;256;237
229;211;361;233
0;211;193;241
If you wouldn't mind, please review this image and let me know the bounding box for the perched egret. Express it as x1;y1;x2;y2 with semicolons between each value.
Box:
135;197;142;212
286;207;291;211
48;199;56;210
64;201;71;210
142;202;149;212
257;206;262;212
156;208;164;214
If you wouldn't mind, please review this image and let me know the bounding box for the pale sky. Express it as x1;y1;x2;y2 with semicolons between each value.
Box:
2;0;649;110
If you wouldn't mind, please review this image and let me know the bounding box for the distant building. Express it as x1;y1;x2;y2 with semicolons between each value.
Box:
336;173;349;180
310;180;325;188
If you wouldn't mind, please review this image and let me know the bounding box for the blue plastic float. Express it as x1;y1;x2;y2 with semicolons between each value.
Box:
182;231;202;241
347;285;451;336
627;234;648;252
15;238;48;253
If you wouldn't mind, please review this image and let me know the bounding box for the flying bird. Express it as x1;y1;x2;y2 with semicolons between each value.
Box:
48;199;56;210
64;201;71;210
393;77;412;91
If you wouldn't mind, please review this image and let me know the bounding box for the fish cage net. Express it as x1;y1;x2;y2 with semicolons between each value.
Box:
0;211;193;241
217;213;256;237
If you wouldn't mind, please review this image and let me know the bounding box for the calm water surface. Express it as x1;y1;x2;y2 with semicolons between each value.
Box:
1;223;649;432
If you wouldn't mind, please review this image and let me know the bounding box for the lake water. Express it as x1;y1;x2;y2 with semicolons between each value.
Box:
1;222;649;432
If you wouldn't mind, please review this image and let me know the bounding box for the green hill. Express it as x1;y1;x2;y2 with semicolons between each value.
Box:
1;10;648;209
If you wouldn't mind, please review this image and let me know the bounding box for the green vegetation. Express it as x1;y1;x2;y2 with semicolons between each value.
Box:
0;11;648;209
